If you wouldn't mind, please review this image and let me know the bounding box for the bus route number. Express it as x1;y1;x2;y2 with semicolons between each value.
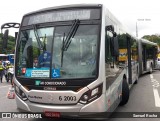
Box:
59;96;76;101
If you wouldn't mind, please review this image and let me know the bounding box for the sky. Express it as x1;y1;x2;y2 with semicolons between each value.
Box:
0;0;160;38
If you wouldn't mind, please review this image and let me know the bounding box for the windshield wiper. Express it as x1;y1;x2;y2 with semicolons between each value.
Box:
61;33;65;67
33;24;44;51
60;19;80;67
62;19;80;51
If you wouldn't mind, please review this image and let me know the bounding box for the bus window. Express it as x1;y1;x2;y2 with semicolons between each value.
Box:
52;25;98;78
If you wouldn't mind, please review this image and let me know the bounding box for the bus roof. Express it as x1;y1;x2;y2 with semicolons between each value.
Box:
140;38;157;46
23;4;102;17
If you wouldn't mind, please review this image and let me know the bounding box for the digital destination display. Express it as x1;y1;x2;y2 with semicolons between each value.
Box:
22;8;100;26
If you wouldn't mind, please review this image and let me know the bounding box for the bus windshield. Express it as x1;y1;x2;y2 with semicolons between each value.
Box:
16;24;99;79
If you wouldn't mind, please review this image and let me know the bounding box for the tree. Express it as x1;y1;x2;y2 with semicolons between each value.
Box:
0;34;16;54
142;34;160;46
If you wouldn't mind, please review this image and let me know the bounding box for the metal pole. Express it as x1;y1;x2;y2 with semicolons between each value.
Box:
136;22;138;38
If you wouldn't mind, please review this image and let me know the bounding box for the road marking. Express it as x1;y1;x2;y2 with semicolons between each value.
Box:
150;74;160;107
153;88;160;107
150;74;153;79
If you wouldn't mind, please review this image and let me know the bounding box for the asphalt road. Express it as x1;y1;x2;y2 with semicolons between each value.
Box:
108;70;160;121
0;70;160;121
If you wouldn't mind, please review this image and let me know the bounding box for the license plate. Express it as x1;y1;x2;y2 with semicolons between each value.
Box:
44;111;60;118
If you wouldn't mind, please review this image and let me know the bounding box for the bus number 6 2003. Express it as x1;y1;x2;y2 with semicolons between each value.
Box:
59;96;76;101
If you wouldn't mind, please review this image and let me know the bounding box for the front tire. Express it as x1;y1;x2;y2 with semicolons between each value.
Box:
120;78;130;106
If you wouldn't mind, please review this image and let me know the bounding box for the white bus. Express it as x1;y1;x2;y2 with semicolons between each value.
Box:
138;38;158;75
2;4;154;118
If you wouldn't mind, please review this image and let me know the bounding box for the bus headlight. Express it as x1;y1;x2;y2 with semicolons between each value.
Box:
79;83;103;104
15;85;28;101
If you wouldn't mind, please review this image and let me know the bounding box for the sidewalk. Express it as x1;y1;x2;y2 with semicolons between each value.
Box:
0;76;12;86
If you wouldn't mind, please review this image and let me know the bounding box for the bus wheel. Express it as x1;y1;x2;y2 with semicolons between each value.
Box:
120;78;129;106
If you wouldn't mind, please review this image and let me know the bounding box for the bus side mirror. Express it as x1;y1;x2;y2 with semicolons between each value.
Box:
105;25;117;37
113;32;117;37
2;29;9;49
106;25;118;56
105;25;114;32
110;37;119;57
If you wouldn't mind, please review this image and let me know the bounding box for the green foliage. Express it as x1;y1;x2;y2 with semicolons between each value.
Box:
0;34;15;54
118;34;127;49
142;34;160;46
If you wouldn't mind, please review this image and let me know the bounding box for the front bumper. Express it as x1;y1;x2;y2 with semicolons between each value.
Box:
15;94;106;117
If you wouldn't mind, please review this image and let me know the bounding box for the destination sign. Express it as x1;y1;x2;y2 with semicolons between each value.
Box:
22;8;100;26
